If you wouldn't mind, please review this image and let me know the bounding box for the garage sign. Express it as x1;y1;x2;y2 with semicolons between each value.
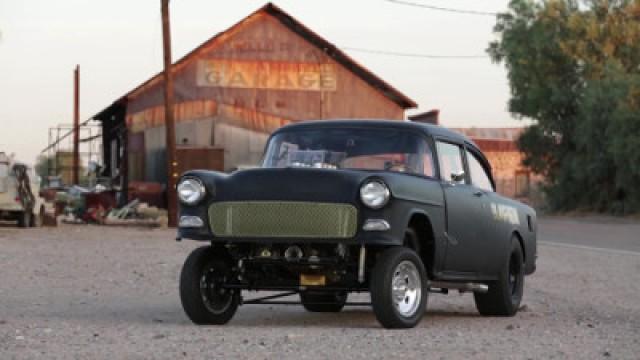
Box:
197;60;337;92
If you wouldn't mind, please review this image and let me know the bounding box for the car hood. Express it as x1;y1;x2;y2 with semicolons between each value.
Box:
184;167;374;204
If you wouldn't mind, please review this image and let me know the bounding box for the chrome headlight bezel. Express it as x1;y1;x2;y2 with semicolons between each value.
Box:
177;177;206;205
360;180;391;209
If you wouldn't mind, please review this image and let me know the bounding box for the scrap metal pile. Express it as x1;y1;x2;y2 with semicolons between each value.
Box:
46;182;168;227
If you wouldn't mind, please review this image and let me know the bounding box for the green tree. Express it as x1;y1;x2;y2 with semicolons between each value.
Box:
34;155;55;179
490;0;640;213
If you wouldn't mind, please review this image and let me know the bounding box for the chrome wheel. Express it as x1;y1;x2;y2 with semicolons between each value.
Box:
391;260;422;317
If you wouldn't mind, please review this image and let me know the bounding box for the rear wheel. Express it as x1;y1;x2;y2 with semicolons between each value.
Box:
179;246;239;325
474;239;524;316
370;247;428;329
300;291;347;312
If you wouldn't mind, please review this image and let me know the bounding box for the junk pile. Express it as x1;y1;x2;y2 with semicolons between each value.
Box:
102;199;168;227
50;181;168;227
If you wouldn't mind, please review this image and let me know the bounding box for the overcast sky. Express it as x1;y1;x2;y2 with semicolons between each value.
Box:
0;0;519;165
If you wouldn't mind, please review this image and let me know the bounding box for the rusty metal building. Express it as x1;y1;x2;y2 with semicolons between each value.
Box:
452;127;543;205
93;3;416;197
409;110;542;206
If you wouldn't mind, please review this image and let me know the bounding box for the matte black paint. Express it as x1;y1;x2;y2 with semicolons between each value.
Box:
178;120;537;282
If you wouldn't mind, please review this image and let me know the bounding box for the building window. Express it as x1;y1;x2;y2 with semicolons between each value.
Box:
515;171;530;197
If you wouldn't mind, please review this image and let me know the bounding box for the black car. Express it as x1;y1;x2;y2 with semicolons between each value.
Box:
176;120;537;329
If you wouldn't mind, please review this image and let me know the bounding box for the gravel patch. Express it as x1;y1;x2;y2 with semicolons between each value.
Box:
0;224;639;359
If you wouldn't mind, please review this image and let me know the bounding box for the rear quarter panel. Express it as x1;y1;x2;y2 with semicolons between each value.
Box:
487;194;537;275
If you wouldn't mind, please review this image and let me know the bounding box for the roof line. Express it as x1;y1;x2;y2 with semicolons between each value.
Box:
93;2;416;120
263;3;417;108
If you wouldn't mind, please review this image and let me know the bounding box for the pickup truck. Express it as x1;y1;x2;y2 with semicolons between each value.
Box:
175;120;537;329
0;153;45;227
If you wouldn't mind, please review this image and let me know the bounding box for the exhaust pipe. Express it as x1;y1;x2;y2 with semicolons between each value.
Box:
430;281;489;293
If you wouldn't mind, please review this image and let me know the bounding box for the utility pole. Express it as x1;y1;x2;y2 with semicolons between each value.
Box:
161;0;178;227
72;65;80;185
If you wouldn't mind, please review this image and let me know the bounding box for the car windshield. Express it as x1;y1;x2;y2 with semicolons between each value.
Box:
262;127;427;175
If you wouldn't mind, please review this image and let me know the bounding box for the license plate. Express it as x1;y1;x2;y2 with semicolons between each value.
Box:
300;274;326;286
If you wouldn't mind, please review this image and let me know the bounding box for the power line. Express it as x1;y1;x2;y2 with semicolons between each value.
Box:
384;0;499;16
342;46;489;59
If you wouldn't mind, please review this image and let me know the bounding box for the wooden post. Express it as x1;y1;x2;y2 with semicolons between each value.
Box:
161;0;178;227
72;65;80;185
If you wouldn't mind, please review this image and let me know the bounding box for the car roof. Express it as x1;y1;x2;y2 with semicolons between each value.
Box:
272;119;494;187
273;119;481;152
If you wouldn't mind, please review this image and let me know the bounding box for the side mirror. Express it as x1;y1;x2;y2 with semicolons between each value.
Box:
451;171;466;183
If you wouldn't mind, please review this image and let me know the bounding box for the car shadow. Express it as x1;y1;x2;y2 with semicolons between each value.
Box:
32;300;482;330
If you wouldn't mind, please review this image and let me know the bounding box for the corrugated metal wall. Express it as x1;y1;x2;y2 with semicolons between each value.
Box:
123;10;407;182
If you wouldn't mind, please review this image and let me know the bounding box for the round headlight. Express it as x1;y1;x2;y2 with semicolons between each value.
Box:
360;180;390;209
177;178;206;205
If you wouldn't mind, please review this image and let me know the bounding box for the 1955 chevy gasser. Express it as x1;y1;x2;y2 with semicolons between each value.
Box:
176;120;537;329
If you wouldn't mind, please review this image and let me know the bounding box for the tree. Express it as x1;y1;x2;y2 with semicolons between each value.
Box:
35;155;55;179
490;0;640;213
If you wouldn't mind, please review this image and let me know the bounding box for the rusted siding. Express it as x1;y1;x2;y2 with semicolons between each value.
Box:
123;10;407;177
125;13;404;128
175;147;224;175
474;139;519;152
474;138;543;205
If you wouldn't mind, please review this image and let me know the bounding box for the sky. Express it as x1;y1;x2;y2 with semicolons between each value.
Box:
0;0;520;165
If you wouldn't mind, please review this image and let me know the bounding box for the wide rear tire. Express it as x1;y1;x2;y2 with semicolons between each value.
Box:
179;246;239;325
370;247;428;329
474;239;524;316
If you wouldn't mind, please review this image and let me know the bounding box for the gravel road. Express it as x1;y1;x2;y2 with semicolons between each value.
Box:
1;221;639;359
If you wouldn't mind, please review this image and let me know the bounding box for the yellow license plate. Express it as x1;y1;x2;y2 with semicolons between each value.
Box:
300;274;326;286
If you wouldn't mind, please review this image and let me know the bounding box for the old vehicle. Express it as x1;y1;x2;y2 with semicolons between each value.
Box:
176;120;537;329
0;153;45;227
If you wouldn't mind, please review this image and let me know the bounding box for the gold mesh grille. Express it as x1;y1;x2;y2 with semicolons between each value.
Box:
209;201;357;238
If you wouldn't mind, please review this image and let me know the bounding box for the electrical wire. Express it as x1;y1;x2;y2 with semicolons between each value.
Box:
342;46;489;59
383;0;499;16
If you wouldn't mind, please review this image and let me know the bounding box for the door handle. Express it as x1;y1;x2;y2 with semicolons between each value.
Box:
473;190;484;197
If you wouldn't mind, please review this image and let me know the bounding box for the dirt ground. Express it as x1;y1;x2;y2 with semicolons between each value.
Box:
0;220;639;360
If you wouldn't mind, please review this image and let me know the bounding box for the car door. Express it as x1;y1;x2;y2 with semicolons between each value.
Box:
436;141;485;274
464;148;503;275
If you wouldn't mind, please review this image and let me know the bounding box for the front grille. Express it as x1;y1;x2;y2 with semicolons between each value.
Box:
208;201;357;238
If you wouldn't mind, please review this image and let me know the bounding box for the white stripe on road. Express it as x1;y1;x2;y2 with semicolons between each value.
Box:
539;240;640;256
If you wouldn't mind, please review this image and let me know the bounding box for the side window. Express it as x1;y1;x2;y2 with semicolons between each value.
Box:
423;142;435;177
466;150;494;192
436;142;465;182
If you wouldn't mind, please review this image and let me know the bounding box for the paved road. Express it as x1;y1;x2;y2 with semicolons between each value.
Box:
538;216;640;254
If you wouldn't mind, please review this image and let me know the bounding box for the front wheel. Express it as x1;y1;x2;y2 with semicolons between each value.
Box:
474;239;524;316
179;246;239;325
17;211;31;228
370;247;428;329
30;207;44;227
